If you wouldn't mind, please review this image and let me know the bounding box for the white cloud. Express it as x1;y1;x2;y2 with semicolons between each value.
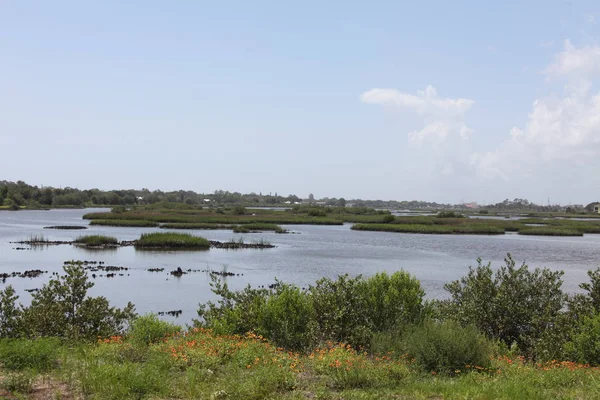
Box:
472;41;600;184
361;86;474;145
360;86;474;117
544;40;600;78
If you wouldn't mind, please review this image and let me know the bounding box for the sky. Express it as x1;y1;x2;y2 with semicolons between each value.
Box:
2;1;600;205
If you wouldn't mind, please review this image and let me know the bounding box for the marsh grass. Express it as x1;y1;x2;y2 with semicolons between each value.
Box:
233;223;287;233
89;219;159;227
134;232;210;250
352;223;505;235
160;223;232;230
73;235;119;246
518;227;584;236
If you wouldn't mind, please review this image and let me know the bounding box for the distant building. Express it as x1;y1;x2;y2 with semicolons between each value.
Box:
203;199;211;203
595;204;600;213
463;202;479;209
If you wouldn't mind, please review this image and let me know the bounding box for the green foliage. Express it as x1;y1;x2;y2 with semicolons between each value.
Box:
362;271;425;332
23;264;136;340
381;214;395;223
437;211;464;218
0;338;60;371
260;284;317;350
565;312;600;365
74;235;118;246
405;319;493;375
441;254;565;358
233;206;246;215
128;314;181;346
352;223;505;235
518;227;583;236
197;272;425;350
0;285;22;338
580;267;600;312
134;232;210;249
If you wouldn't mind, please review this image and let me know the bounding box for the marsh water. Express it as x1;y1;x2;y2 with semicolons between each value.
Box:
1;209;599;324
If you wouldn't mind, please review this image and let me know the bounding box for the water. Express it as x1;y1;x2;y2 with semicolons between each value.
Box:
2;209;599;325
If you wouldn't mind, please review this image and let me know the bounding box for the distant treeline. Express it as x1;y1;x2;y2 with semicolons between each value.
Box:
0;180;596;212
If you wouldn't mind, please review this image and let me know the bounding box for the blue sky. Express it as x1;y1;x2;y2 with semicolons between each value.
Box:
2;1;600;204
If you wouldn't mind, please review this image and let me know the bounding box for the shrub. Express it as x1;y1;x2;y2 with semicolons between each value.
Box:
0;285;22;338
441;254;565;358
381;214;395;223
436;211;464;218
23;263;136;340
0;338;60;371
565;312;600;365
405;319;493;375
260;284;316;350
129;314;181;346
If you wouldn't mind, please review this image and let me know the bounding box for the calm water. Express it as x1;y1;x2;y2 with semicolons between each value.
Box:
1;209;599;324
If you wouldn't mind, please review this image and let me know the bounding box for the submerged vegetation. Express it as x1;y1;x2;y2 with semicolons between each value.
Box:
3;257;600;398
134;232;211;250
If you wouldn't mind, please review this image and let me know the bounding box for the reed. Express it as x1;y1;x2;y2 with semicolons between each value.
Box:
134;232;210;250
74;235;119;246
89;219;159;227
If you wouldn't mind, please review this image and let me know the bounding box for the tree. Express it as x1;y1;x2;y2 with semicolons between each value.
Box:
336;198;346;207
24;263;136;340
0;285;22;337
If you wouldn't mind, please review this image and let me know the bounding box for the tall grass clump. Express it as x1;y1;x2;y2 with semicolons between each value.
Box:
404;319;493;375
135;232;210;250
74;235;118;246
0;338;60;371
128;314;181;346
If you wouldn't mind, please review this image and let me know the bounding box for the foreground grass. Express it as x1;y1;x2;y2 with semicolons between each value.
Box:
73;235;119;246
134;232;210;250
2;331;600;400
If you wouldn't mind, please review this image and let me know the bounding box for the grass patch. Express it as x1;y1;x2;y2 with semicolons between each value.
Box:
43;225;88;230
518;227;584;236
89;219;159;227
352;223;505;235
74;235;119;246
134;232;210;250
160;223;232;230
233;223;287;233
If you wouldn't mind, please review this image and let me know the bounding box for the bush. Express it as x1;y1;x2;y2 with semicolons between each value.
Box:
260;284;316;350
129;314;181;346
0;285;22;337
441;254;565;358
565;312;600;365
381;214;395;223
436;211;464;218
405;319;493;375
135;232;210;249
363;271;425;332
23;263;136;340
0;338;60;371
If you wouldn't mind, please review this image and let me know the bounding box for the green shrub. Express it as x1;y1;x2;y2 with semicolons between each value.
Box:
565;312;600;365
0;338;60;371
363;271;425;332
441;254;565;358
0;285;22;337
260;284;316;351
405;319;493;375
23;263;136;340
381;214;395;223
129;314;181;346
436;211;464;218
